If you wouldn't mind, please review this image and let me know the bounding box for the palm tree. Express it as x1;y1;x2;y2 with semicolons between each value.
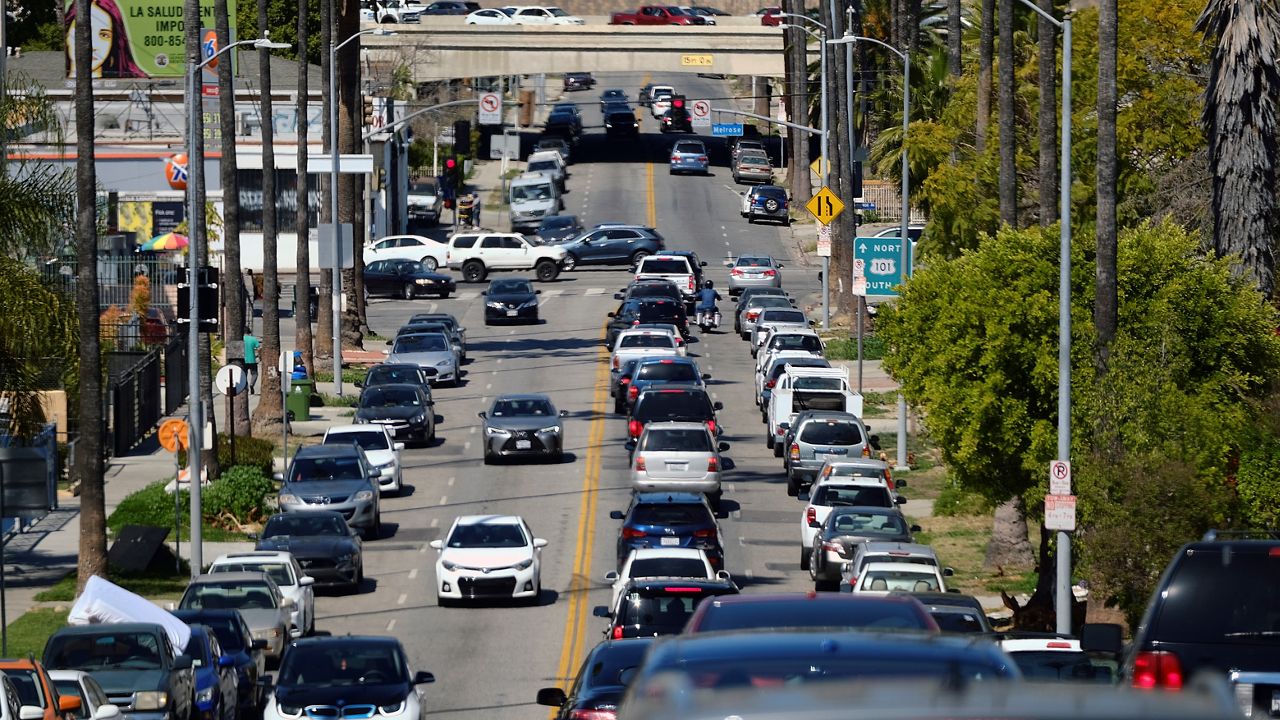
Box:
976;0;994;154
215;0;249;437
1037;0;1057;226
1096;0;1118;350
0;259;75;439
72;0;107;591
316;0;333;364
947;0;962;76
338;0;366;349
252;0;284;434
997;0;1016;225
295;0;315;376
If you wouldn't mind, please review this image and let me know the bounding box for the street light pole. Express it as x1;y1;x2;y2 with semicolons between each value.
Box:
828;33;910;472
329;27;394;397
186;33;288;577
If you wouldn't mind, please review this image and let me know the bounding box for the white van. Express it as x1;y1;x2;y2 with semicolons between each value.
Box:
508;172;561;232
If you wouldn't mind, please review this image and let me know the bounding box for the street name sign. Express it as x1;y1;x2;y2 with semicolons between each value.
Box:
711;123;743;137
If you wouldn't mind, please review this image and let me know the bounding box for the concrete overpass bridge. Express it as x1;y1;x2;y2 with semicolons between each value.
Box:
363;21;793;82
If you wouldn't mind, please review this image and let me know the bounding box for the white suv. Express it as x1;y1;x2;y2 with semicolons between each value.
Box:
207;551;316;637
445;231;567;282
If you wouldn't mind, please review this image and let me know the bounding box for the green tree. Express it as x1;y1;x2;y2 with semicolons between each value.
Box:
0;259;76;438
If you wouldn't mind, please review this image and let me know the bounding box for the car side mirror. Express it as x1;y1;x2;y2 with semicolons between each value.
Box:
718;442;730;452
607;312;615;318
92;705;121;720
943;567;955;577
613;293;624;300
481;290;488;296
423;367;438;377
534;538;549;548
603;570;619;581
252;639;268;650
910;524;923;533
355;381;364;388
896;497;908;505
624;440;637;452
281;597;296;609
172;655;193;670
536;688;567;707
1081;623;1124;656
895;479;907;488
413;671;436;685
777;263;784;268
808;518;821;528
272;472;284;481
702;373;711;380
609;510;625;520
713;401;724;410
299;576;316;587
477;411;487;419
429;540;444;550
559;409;569;417
217;654;237;668
700;261;708;267
778;423;790;431
715;570;732;581
869;434;881;450
382;349;390;355
592;605;612;618
536;289;543;294
394;442;405;451
57;696;82;714
386;340;393;345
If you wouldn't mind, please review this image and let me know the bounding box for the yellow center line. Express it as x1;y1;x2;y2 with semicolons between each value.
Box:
646;162;657;228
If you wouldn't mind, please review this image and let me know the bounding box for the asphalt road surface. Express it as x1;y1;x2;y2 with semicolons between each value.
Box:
313;72;824;718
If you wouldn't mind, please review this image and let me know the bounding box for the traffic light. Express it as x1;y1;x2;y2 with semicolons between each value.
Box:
671;95;686;110
362;95;375;129
444;156;460;195
176;266;219;333
453;119;472;155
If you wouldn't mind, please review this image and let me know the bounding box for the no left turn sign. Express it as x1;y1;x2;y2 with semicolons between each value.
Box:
478;92;502;125
691;99;711;128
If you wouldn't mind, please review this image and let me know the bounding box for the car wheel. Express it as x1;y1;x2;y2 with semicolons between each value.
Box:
402;283;416;300
630;250;650;266
437;290;451;298
741;331;750;340
800;547;810;571
535;260;560;282
421;256;439;271
747;216;755;224
562;253;578;271
786;476;799;496
483;449;494;465
815;578;838;592
766;431;774;449
462;260;487;283
774;442;784;458
614;399;625;414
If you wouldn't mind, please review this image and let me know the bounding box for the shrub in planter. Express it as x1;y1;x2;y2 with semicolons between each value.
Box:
107;481;189;534
203;465;275;531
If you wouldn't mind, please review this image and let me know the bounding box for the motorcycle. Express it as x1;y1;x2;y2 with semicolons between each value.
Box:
696;307;721;333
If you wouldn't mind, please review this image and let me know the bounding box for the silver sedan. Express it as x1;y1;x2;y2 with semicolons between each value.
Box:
726;255;784;295
479;394;569;463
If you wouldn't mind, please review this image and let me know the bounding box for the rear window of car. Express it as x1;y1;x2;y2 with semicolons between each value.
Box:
629;557;707;578
799;420;862;445
635;392;713;421
737;256;774;267
674;142;704;154
631;503;712;526
761;310;806;323
793;376;843;391
931;610;987;633
860;570;939;593
620;334;676;349
755;187;787;199
642;428;712;452
639;258;692;275
1008;651;1101;681
814;485;891;507
636;304;682;322
750;297;793;310
772;335;823;353
636;363;698;383
770;362;827;381
618;592;707;630
1149;549;1280;644
696;599;931;632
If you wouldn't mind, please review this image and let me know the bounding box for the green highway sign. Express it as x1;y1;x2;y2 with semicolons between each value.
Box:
853;236;914;299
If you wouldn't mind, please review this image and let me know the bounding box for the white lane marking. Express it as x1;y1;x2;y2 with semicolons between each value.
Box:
386;619;397;631
543;289;563;297
727;483;736;493
738;536;747;547
427;302;438;313
497;358;504;364
470;426;477;434
397;593;407;605
464;441;471;450
430;518;439;528
457;291;480;300
508;329;516;335
447;476;455;486
408;568;419;580
732;509;741;519
745;569;754;581
585;288;605;296
439;495;448;505
485;382;492;390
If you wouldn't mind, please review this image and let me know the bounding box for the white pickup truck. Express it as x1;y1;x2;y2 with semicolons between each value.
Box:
766;366;863;456
634;254;698;309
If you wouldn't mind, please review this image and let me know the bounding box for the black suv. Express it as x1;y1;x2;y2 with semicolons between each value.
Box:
607;298;689;348
627;385;722;442
661;106;693;133
544;109;582;140
594;578;739;639
1123;535;1280;705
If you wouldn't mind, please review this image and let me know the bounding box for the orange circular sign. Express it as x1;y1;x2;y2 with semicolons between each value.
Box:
165;154;189;190
158;418;190;454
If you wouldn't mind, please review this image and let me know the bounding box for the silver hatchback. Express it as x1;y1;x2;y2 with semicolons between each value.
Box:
726;254;784;294
276;444;383;538
628;421;729;507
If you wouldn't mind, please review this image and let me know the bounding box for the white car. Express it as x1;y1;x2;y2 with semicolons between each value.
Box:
611;329;681;372
839;541;948;592
430;515;547;605
815;458;900;497
997;636;1108;681
751;308;814;354
465;7;517;22
629;421;725;498
48;671;120;720
509;5;585;24
754;328;825;374
799;476;899;568
651;93;673;119
363;234;449;272
629;323;687;356
207;551;317;637
603;547;725;610
850;560;948;594
323;424;405;495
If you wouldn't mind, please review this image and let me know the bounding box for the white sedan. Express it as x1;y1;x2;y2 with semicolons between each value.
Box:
430;515;547;605
323;424;405;495
362;234;449;271
603;547;724;609
465;7;517;23
509;5;585;23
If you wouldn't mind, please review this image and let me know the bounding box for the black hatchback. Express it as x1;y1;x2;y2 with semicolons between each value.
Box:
536;638;652;719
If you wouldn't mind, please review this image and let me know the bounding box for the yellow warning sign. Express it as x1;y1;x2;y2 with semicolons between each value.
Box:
805;186;845;225
810;157;828;177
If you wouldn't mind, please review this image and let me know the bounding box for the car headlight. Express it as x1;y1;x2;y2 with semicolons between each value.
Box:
378;702;407;716
278;494;299;505
538;425;561;434
336;553;355;566
412;411;427;424
353;490;375;502
353;416;368;424
196;687;215;704
133;692;168;711
514;558;533;570
486;301;504;309
441;559;457;571
485;426;509;436
276;703;303;718
436;360;452;368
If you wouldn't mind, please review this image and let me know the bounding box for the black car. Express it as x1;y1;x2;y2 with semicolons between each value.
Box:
563;72;595;91
610;491;724;570
594;578;739;639
607;298;689;348
600;88;628;109
544;109;582;139
353;383;435;445
605;110;639;138
537;638;652;719
534;214;584;244
363;259;455;299
661;106;693;133
559;226;666;270
1121;535;1280;699
612;357;644;413
267;637;433;718
483;278;541;324
627;385;722;442
420;0;477;13
170;609;267;716
615;278;684;306
357;364;435;398
255;511;364;591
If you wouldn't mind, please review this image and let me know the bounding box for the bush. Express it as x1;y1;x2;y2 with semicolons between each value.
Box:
108;481;189;535
204;466;275;529
180;433;275;479
823;336;885;361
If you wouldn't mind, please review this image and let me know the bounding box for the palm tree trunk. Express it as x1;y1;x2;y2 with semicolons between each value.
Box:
947;0;962;77
338;0;364;351
1037;0;1057;226
976;0;994;154
997;0;1016;225
295;0;315;376
189;0;218;483
985;496;1034;571
828;0;854;317
251;0;283;434
783;0;810;202
316;0;333;364
906;0;921;56
216;0;248;437
72;0;106;592
1095;0;1118;350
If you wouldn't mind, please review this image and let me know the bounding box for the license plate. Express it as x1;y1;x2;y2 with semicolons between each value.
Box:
515;440;532;449
506;310;518;317
660;537;680;546
667;462;689;471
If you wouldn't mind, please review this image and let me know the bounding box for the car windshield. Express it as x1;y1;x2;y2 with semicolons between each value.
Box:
636;363;698;383
490;398;553;416
618;593;705;630
448;523;527;548
631;503;710;526
181;581;278;610
1010;651;1103;681
490;279;533;294
761;310;806;323
529;160;558;173
289;456;366;482
643;428;712;452
931;610;986;633
46;632;164;671
799;420;862;445
620;335;675;349
512;184;553;201
211;562;293;587
814;485;891;507
793;376;843;391
262;513;348;538
629;558;706;578
827;511;907;538
409;182;436;194
393;334;449;353
639;259;691;274
635;392;712;421
325;431;391;451
1151;550;1280;644
541;216;576;230
6;670;43;708
736;256;773;267
361;387;423;408
277;641;408;688
696;599;931;632
550;6;570;14
773;335;823;352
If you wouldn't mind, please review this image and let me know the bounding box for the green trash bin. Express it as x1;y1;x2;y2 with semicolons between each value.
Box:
286;379;313;421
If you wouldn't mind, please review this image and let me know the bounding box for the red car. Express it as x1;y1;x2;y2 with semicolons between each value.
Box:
758;6;783;25
684;591;940;633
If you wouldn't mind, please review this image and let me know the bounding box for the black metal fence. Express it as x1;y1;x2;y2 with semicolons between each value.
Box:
107;348;162;457
163;335;187;416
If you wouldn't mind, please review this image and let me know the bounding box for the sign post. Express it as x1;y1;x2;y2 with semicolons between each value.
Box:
690;100;711;128
478;92;503;125
158;419;190;573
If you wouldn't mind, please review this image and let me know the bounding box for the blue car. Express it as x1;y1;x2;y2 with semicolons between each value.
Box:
669;139;709;175
620;357;709;414
609;491;724;570
172;609;266;718
184;625;240;720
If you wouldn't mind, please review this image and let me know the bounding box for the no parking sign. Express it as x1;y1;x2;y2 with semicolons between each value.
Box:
691;99;711;128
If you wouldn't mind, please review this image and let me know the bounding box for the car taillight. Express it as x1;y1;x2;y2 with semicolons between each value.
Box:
671;155;678;162
688;278;695;291
622;527;647;539
746;310;760;320
569;710;617;720
629;419;642;438
822;541;842;552
1133;651;1183;690
706;420;717;434
632;320;640;326
635;455;647;471
730;268;743;276
693;528;716;538
862;446;871;457
620;377;631;386
707;456;718;471
763;269;776;276
806;507;816;525
789;443;800;460
765;379;776;389
610;626;624;640
697;156;707;162
613;356;620;369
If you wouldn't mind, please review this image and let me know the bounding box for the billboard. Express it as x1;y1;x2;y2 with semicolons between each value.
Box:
64;0;237;79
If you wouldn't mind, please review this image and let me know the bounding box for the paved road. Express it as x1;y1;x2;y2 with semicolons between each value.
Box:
309;72;823;719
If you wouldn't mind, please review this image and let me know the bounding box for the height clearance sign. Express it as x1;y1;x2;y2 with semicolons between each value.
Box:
65;0;238;79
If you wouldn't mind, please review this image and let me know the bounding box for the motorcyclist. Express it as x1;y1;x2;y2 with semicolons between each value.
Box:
696;280;722;324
